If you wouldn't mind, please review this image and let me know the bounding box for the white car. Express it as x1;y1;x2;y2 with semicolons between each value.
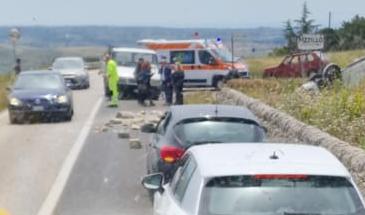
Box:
52;57;90;89
142;143;365;215
103;47;161;99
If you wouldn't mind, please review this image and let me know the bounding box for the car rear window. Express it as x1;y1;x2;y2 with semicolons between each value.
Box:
174;118;264;147
199;175;364;215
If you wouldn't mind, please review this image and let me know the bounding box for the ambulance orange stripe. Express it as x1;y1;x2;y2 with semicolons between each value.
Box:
145;43;205;50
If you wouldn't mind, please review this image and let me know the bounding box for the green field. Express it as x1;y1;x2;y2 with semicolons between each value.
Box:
0;73;12;111
187;49;365;147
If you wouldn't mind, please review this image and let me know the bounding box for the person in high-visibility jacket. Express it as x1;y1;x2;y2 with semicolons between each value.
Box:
106;54;119;107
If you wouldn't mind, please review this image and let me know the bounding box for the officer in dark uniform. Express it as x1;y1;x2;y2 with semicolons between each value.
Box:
159;57;173;105
172;62;185;105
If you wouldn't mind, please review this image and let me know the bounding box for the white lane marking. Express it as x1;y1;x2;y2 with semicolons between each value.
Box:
37;97;103;215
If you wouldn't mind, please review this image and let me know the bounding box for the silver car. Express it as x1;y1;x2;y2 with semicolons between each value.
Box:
142;143;365;215
52;57;90;89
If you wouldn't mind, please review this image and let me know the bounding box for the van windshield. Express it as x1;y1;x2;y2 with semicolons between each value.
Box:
199;175;364;215
211;48;235;63
114;52;158;67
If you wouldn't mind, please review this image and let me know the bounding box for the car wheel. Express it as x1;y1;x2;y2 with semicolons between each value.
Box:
84;82;90;89
213;76;225;90
64;109;73;122
9;113;18;124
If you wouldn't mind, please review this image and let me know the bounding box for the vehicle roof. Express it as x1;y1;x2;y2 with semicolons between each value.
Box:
19;70;61;76
138;39;206;45
189;143;350;178
54;57;83;61
112;47;156;54
169;105;260;125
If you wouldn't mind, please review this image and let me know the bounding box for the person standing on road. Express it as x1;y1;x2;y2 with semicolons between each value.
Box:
172;62;185;105
135;58;146;105
159;56;173;105
14;58;21;75
106;54;119;107
138;61;155;106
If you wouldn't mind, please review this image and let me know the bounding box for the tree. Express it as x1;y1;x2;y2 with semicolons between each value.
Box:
295;1;317;35
284;20;297;52
319;28;339;51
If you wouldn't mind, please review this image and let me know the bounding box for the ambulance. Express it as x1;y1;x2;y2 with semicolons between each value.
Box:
138;39;249;88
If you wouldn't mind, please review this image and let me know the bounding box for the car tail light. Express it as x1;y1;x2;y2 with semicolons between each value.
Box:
254;174;308;180
160;146;185;164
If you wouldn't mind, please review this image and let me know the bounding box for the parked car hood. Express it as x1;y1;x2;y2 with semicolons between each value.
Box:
117;66;161;80
10;88;66;99
56;69;85;76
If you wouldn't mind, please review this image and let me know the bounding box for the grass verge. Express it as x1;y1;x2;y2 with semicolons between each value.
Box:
0;73;12;111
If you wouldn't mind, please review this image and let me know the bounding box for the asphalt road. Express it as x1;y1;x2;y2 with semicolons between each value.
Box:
52;100;162;215
0;70;160;215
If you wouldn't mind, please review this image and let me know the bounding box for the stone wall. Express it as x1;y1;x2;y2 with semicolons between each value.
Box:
217;88;365;195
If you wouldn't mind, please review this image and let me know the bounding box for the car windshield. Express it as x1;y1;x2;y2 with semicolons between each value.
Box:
174;118;264;146
211;48;235;63
200;175;365;215
114;52;158;67
14;74;63;90
53;59;84;69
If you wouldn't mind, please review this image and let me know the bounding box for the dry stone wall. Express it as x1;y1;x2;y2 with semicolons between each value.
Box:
217;88;365;195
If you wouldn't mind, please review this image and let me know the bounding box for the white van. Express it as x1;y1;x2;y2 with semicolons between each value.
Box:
138;39;249;88
103;47;161;99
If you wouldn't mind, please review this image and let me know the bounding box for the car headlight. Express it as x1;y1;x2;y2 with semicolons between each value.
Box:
9;97;22;106
57;95;68;104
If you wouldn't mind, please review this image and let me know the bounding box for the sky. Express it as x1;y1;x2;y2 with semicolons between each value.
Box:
0;0;364;28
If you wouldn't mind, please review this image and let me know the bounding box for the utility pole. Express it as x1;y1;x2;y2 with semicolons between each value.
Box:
231;33;234;69
8;28;21;63
328;11;332;28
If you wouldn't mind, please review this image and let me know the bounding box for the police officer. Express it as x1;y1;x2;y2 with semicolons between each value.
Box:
159;56;173;105
172;62;185;105
135;58;145;105
106;54;119;107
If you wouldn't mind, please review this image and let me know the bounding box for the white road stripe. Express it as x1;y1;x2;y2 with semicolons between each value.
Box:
36;97;103;215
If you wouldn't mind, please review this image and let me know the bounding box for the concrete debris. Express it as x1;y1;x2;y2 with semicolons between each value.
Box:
118;130;130;139
116;111;135;119
131;124;141;130
109;118;123;125
129;138;142;149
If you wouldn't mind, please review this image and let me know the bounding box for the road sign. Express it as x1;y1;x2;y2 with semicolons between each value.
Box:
297;34;324;50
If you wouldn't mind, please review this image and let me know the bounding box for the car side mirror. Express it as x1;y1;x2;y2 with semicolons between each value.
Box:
142;173;164;191
141;123;157;133
6;86;12;92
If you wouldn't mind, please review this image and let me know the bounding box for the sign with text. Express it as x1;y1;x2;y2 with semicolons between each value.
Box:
297;34;324;50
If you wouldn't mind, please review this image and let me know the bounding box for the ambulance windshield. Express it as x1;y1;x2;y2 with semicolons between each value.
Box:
211;47;235;63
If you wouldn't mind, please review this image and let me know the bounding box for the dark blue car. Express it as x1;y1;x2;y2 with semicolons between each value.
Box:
7;71;74;124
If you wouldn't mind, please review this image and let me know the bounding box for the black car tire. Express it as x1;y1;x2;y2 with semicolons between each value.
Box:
9;113;19;124
64;109;73;122
84;82;90;89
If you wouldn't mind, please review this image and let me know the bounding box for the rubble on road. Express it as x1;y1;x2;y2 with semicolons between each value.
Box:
116;111;135;119
118;129;130;139
129;138;142;149
99;110;164;141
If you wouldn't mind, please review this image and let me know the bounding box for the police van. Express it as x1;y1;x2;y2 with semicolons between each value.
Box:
138;39;249;88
